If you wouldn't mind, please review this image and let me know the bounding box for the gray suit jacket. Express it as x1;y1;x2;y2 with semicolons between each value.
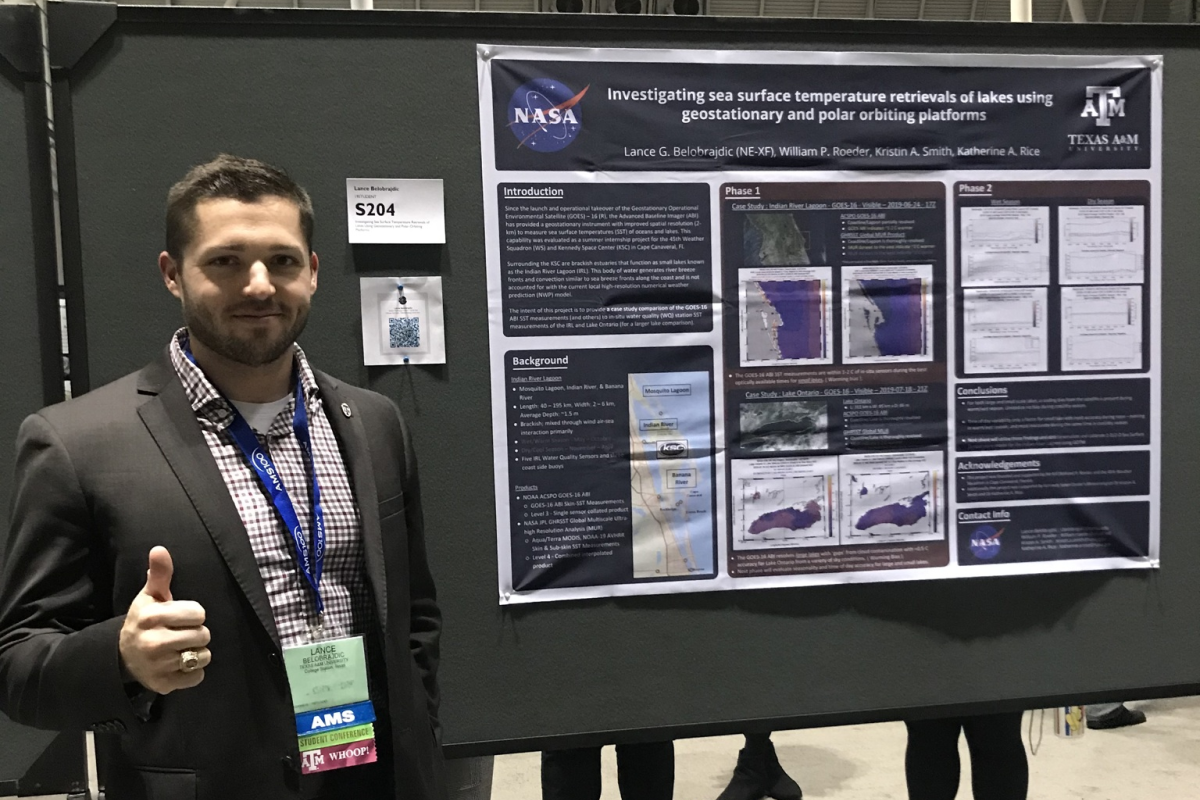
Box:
0;352;445;800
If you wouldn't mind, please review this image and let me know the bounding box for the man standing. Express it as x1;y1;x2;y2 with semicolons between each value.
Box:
0;155;445;800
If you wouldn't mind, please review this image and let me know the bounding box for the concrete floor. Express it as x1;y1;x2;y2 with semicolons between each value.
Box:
494;697;1198;799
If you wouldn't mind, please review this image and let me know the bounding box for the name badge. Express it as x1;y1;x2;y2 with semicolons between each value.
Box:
284;636;378;773
284;635;370;714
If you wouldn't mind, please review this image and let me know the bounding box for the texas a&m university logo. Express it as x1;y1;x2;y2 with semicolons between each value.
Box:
1081;86;1126;127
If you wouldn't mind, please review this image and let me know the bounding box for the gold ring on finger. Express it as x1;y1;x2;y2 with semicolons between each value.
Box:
179;649;202;673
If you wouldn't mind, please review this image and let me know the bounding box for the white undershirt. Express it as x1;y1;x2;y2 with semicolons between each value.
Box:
229;396;291;435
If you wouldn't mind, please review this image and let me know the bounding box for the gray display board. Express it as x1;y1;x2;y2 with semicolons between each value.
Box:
54;6;1200;755
0;9;77;788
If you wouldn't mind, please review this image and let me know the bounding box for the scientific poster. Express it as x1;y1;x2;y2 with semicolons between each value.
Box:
477;46;1162;603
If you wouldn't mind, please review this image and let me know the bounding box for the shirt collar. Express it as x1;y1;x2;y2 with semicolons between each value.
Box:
168;328;320;429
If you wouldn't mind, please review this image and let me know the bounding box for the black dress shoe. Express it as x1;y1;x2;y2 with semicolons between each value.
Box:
765;768;803;800
716;756;768;800
716;738;802;800
1087;704;1147;730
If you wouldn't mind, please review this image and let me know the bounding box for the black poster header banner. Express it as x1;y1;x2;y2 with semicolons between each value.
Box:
491;59;1153;172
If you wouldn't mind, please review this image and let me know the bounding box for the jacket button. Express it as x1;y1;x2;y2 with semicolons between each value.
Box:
282;755;300;790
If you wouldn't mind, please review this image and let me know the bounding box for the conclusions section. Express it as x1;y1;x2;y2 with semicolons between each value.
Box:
955;379;1150;452
499;183;712;336
505;347;717;592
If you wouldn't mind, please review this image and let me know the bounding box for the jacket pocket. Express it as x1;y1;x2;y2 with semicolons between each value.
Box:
137;767;198;800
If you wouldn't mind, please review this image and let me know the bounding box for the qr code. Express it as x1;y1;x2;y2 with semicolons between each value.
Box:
388;317;420;349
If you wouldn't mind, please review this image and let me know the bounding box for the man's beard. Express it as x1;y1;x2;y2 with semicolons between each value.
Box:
182;293;310;367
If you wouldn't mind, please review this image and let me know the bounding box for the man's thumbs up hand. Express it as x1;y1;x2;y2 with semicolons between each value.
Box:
118;547;211;694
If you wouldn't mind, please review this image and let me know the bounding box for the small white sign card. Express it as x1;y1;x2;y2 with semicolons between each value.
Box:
346;179;446;244
360;276;446;366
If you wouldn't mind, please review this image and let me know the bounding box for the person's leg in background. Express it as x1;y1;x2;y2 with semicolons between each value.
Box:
1086;702;1146;730
445;756;495;800
961;712;1028;800
904;717;965;800
716;733;803;800
1086;702;1122;719
542;747;603;800
615;740;675;800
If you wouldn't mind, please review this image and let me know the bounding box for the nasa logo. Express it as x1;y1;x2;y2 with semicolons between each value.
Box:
310;709;356;730
969;525;1003;560
507;79;589;152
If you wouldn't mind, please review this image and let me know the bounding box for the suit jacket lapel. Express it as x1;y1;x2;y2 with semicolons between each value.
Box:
135;353;281;650
316;372;389;634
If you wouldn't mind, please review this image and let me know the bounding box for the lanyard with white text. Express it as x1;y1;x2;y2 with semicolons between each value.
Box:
184;346;327;620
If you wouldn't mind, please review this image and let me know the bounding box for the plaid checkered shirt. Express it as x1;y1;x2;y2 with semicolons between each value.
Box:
168;329;370;650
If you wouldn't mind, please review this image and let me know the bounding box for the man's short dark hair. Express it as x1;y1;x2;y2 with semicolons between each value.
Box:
165;154;314;261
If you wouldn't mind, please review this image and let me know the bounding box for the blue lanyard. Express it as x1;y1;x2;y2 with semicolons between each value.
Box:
184;346;326;617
